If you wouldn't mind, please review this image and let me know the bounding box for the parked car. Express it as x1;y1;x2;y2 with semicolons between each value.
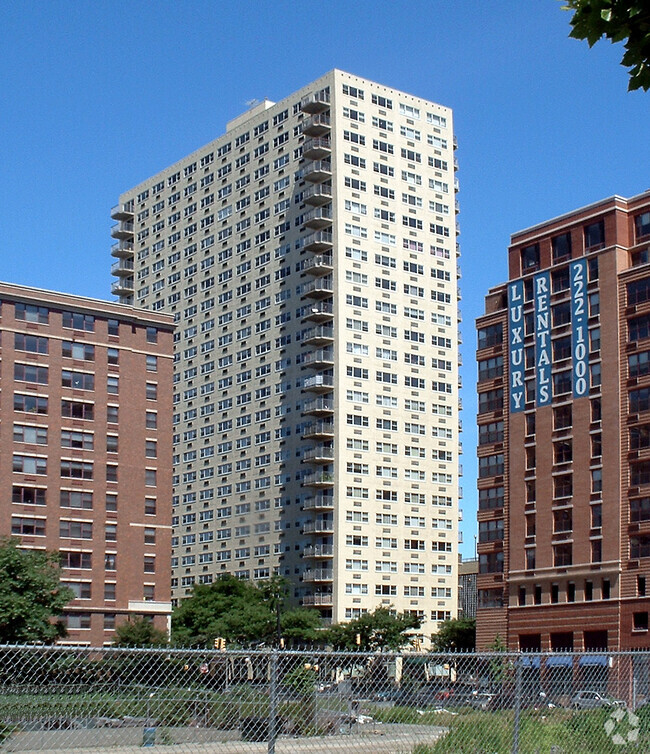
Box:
570;690;625;710
469;692;495;710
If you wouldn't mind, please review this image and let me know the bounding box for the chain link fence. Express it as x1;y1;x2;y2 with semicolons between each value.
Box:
1;645;650;752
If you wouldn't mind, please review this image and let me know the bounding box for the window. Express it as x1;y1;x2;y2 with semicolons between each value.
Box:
146;326;158;343
13;455;47;474
60;520;92;539
13;424;47;445
554;474;572;498
12;486;46;505
478;389;503;413
553;543;572;567
14;363;48;385
14;393;48;415
553;508;572;532
62;371;94;390
14;333;48;354
60;491;93;509
477;323;502;349
521;243;540;272
146;383;157;400
11;516;45;536
146;355;158;372
584;220;605;250
15;303;48;323
61;430;93;450
64;582;92;599
478;356;503;381
479;487;504;510
552;232;571;262
60;460;93;479
62;311;94;331
62;341;94;360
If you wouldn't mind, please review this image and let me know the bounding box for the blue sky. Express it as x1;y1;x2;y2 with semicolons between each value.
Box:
1;1;648;556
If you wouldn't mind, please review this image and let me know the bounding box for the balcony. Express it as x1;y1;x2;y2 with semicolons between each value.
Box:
302;279;333;299
302;302;334;323
302;231;333;252
111;277;134;296
111;259;134;277
303;374;334;392
303;184;332;206
302;113;331;136
303;255;333;277
303;569;334;583
303;206;333;230
302;349;334;368
302;492;335;508
111;240;134;258
111;202;134;220
303;398;334;416
303;421;335;439
301;91;331;113
303;471;335;488
302;325;334;346
303;544;334;559
303;520;335;534
302;593;333;607
303;160;332;184
303;137;331;160
111;221;134;240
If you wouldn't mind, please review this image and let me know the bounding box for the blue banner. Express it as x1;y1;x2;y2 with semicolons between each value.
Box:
534;271;551;406
508;280;525;413
570;259;588;398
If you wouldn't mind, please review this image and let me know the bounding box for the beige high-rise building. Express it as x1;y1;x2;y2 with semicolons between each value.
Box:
111;70;461;641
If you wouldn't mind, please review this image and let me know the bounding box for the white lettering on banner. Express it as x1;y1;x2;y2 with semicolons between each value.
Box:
508;280;525;413
571;259;588;398
534;271;551;407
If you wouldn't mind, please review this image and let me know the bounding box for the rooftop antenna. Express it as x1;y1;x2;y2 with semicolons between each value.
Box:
245;99;260;109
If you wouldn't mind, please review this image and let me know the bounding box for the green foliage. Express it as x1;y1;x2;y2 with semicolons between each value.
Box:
563;1;650;90
0;537;73;644
431;618;476;651
282;664;317;697
326;607;422;650
280;608;323;644
171;574;323;647
113;616;167;647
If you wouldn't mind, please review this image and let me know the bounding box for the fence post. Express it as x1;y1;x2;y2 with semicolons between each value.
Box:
512;654;522;754
268;649;278;754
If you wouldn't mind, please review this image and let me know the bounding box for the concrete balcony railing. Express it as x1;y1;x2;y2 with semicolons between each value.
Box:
302;254;333;275
302;472;335;488
302;421;334;439
302;302;334;322
302;493;335;509
302;520;334;535
303;544;334;559
302;161;332;184
110;222;134;239
302;398;334;415
302;593;333;606
303;184;332;206
303;374;334;392
302;137;331;160
111;259;134;276
111;240;134;258
300;91;331;113
301;325;334;346
301;279;333;299
302;113;331;136
302;569;334;583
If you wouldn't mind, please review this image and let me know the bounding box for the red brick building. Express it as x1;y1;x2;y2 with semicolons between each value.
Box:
0;282;174;645
476;191;650;652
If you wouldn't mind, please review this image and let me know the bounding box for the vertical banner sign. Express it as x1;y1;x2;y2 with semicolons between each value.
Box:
508;280;525;413
534;271;552;407
570;259;588;398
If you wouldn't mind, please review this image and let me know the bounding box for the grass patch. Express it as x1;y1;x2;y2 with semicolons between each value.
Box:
416;707;650;754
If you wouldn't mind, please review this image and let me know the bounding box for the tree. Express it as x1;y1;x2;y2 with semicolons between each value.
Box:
431;617;476;652
327;607;422;651
0;537;73;644
113;616;167;647
280;608;324;645
563;1;650;90
171;574;274;646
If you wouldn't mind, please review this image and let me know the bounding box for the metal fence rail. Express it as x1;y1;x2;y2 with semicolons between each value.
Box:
1;645;650;752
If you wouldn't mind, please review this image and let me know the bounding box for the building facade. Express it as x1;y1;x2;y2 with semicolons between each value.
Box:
476;191;650;651
458;557;478;619
0;282;174;646
111;70;461;640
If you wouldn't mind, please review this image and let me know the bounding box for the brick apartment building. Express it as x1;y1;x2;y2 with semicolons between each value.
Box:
0;282;174;645
476;191;650;652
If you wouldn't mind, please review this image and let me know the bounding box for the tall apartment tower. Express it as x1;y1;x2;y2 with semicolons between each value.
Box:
0;282;174;646
476;191;650;652
111;70;461;639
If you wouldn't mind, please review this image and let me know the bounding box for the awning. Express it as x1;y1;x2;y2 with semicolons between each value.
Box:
520;656;541;669
578;655;608;667
545;656;573;668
